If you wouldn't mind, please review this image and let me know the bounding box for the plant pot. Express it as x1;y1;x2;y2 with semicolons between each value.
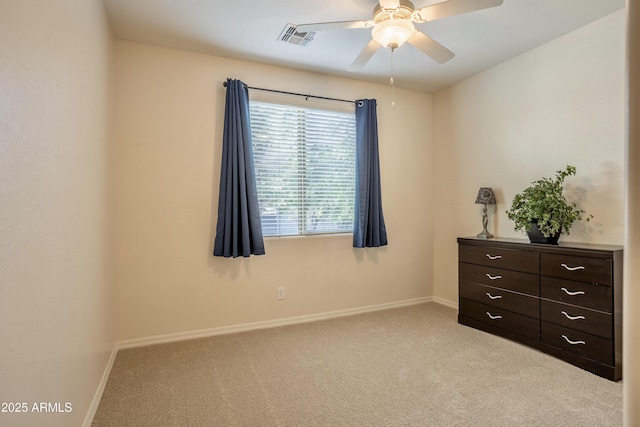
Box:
527;221;561;245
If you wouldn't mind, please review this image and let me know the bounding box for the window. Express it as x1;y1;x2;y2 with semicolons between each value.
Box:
249;93;356;237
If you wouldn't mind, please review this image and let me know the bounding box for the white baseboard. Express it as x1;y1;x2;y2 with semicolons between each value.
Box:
117;296;434;350
433;296;458;310
83;345;118;427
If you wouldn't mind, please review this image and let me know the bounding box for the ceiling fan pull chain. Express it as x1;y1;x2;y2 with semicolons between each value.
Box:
390;45;396;110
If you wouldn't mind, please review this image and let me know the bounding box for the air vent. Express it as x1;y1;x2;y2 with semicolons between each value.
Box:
278;24;315;46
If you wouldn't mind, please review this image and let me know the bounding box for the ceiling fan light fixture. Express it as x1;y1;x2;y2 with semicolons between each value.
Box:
371;19;415;49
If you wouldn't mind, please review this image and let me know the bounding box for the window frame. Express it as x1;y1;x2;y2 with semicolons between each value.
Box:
249;91;357;238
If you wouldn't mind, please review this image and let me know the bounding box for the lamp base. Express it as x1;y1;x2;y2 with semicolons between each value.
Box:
477;206;493;239
476;231;494;239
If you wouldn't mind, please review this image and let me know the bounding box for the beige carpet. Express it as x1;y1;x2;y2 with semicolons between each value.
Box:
92;303;622;426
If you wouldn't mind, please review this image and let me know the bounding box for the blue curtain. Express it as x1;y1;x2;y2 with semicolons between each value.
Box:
213;79;265;258
353;99;388;248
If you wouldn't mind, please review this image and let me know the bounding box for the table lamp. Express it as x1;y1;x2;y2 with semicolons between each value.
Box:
475;187;496;239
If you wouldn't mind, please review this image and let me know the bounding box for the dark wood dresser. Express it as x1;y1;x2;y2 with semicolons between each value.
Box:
457;236;623;381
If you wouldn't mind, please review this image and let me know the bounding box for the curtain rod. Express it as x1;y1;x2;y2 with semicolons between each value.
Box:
222;80;357;105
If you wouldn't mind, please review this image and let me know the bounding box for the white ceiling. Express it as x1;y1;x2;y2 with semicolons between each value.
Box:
103;0;625;93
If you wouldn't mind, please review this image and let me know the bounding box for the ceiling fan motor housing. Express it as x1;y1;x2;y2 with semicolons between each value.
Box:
373;0;416;24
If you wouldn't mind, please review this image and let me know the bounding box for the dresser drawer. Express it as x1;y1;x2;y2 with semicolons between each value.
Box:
541;300;612;339
460;282;539;318
542;322;613;365
459;244;539;274
460;299;539;339
541;253;612;286
541;277;612;313
459;262;539;296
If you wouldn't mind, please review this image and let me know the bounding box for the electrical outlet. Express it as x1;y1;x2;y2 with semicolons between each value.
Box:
277;287;285;300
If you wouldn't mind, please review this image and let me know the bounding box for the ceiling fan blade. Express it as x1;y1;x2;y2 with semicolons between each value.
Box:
349;39;382;71
379;0;400;8
414;0;503;22
296;20;373;33
407;30;455;64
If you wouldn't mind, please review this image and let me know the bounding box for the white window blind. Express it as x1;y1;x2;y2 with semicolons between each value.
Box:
249;93;356;237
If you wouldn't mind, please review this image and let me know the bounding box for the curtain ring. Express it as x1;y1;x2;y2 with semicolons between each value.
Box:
357;100;364;107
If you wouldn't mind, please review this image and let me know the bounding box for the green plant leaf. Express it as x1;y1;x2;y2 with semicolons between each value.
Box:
505;165;591;238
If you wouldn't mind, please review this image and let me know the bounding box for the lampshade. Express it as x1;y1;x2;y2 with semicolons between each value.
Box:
372;19;415;49
475;187;496;204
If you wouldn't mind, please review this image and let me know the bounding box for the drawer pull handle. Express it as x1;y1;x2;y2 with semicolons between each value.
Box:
561;287;585;296
561;311;586;321
562;335;586;345
486;254;502;260
486;312;503;320
486;274;502;280
486;293;502;300
561;263;585;272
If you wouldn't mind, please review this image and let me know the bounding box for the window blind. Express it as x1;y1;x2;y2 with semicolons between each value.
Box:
249;96;356;237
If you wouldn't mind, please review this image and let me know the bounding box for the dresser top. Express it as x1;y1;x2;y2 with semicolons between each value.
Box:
457;236;623;253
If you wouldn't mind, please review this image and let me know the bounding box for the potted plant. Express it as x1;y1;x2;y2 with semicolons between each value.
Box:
506;165;592;244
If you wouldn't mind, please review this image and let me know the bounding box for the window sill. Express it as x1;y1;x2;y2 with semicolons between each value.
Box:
264;232;352;240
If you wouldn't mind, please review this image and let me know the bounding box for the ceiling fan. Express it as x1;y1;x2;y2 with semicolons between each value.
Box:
295;0;504;70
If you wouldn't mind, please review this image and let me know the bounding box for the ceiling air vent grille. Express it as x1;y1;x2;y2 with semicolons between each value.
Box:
278;24;315;46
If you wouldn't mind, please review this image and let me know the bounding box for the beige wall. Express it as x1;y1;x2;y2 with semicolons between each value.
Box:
432;10;626;305
625;1;640;424
0;0;115;426
114;41;434;341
